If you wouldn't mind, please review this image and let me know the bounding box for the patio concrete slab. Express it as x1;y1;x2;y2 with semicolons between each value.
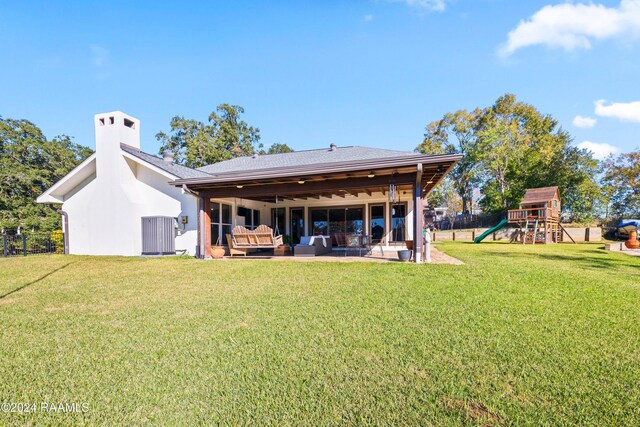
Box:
218;245;464;265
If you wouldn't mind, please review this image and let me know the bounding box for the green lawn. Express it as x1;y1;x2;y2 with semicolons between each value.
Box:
1;242;639;426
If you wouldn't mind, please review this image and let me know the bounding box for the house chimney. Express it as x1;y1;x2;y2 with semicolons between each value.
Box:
94;111;141;181
163;151;175;163
94;111;140;152
330;143;337;151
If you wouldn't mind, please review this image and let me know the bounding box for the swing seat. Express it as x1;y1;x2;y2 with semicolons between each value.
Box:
231;225;283;249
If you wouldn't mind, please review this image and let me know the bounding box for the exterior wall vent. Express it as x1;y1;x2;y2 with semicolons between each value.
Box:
124;118;135;128
141;216;176;255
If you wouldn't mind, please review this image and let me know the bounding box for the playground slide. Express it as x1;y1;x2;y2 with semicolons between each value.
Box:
473;219;509;243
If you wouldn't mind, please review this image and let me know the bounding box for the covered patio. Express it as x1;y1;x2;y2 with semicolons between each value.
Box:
173;148;461;263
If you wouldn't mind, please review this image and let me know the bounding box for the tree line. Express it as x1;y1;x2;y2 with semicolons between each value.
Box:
417;94;638;223
156;104;293;168
1;98;637;232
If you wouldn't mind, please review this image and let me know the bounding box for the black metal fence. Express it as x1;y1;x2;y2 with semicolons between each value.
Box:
1;233;64;257
435;212;507;231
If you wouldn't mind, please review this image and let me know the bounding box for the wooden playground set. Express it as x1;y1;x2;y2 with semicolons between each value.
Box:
474;186;576;244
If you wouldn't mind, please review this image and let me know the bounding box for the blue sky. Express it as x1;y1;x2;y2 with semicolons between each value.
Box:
1;0;638;159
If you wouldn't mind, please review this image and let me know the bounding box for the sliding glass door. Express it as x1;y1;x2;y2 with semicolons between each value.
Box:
309;206;364;237
311;209;328;235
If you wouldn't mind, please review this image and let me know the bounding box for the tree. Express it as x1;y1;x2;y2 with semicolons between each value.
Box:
262;143;294;155
417;109;481;214
427;178;461;224
475;94;600;220
0;117;92;232
156;104;262;168
601;150;640;218
420;94;601;222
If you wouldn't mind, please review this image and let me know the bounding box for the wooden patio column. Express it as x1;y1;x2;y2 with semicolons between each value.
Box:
202;193;212;259
414;164;423;263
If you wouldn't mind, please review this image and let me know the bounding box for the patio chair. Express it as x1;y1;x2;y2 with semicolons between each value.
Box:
366;235;385;257
333;232;347;256
345;233;364;256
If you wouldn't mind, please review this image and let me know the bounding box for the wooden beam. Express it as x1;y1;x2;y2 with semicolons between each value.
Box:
414;164;423;263
206;174;416;199
203;196;212;259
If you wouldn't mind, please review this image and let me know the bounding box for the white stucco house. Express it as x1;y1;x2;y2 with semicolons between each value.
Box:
38;111;460;262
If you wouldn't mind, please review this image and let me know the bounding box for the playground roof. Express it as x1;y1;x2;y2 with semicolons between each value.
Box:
521;186;560;204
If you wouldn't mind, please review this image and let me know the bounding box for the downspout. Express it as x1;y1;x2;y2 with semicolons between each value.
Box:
57;209;69;255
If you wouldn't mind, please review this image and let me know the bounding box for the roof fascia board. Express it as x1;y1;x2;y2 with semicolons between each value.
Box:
36;153;97;203
175;153;462;186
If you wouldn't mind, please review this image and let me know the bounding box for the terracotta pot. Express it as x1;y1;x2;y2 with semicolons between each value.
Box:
625;230;639;249
405;240;414;251
210;246;226;259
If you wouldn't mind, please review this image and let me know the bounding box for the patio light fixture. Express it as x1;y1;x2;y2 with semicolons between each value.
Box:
236;185;244;189
298;179;306;184
367;172;375;178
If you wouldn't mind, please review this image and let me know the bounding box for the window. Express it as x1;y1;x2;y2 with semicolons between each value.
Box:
390;203;406;242
370;205;385;243
252;209;260;229
271;208;285;235
238;207;260;230
211;201;232;245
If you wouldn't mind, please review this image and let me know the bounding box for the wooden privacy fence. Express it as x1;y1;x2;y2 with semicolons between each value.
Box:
1;233;64;257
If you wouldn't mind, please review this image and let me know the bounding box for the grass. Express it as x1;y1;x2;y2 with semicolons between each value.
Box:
1;242;639;426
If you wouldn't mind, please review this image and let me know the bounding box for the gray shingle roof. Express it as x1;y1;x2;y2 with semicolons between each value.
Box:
120;145;211;179
197;146;421;174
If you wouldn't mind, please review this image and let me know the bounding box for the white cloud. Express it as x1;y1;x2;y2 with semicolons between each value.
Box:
594;99;640;122
500;0;640;56
577;141;619;159
572;115;597;128
385;0;446;12
364;14;374;22
90;44;109;67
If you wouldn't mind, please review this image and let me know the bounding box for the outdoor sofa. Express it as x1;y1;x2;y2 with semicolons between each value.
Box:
294;235;333;257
